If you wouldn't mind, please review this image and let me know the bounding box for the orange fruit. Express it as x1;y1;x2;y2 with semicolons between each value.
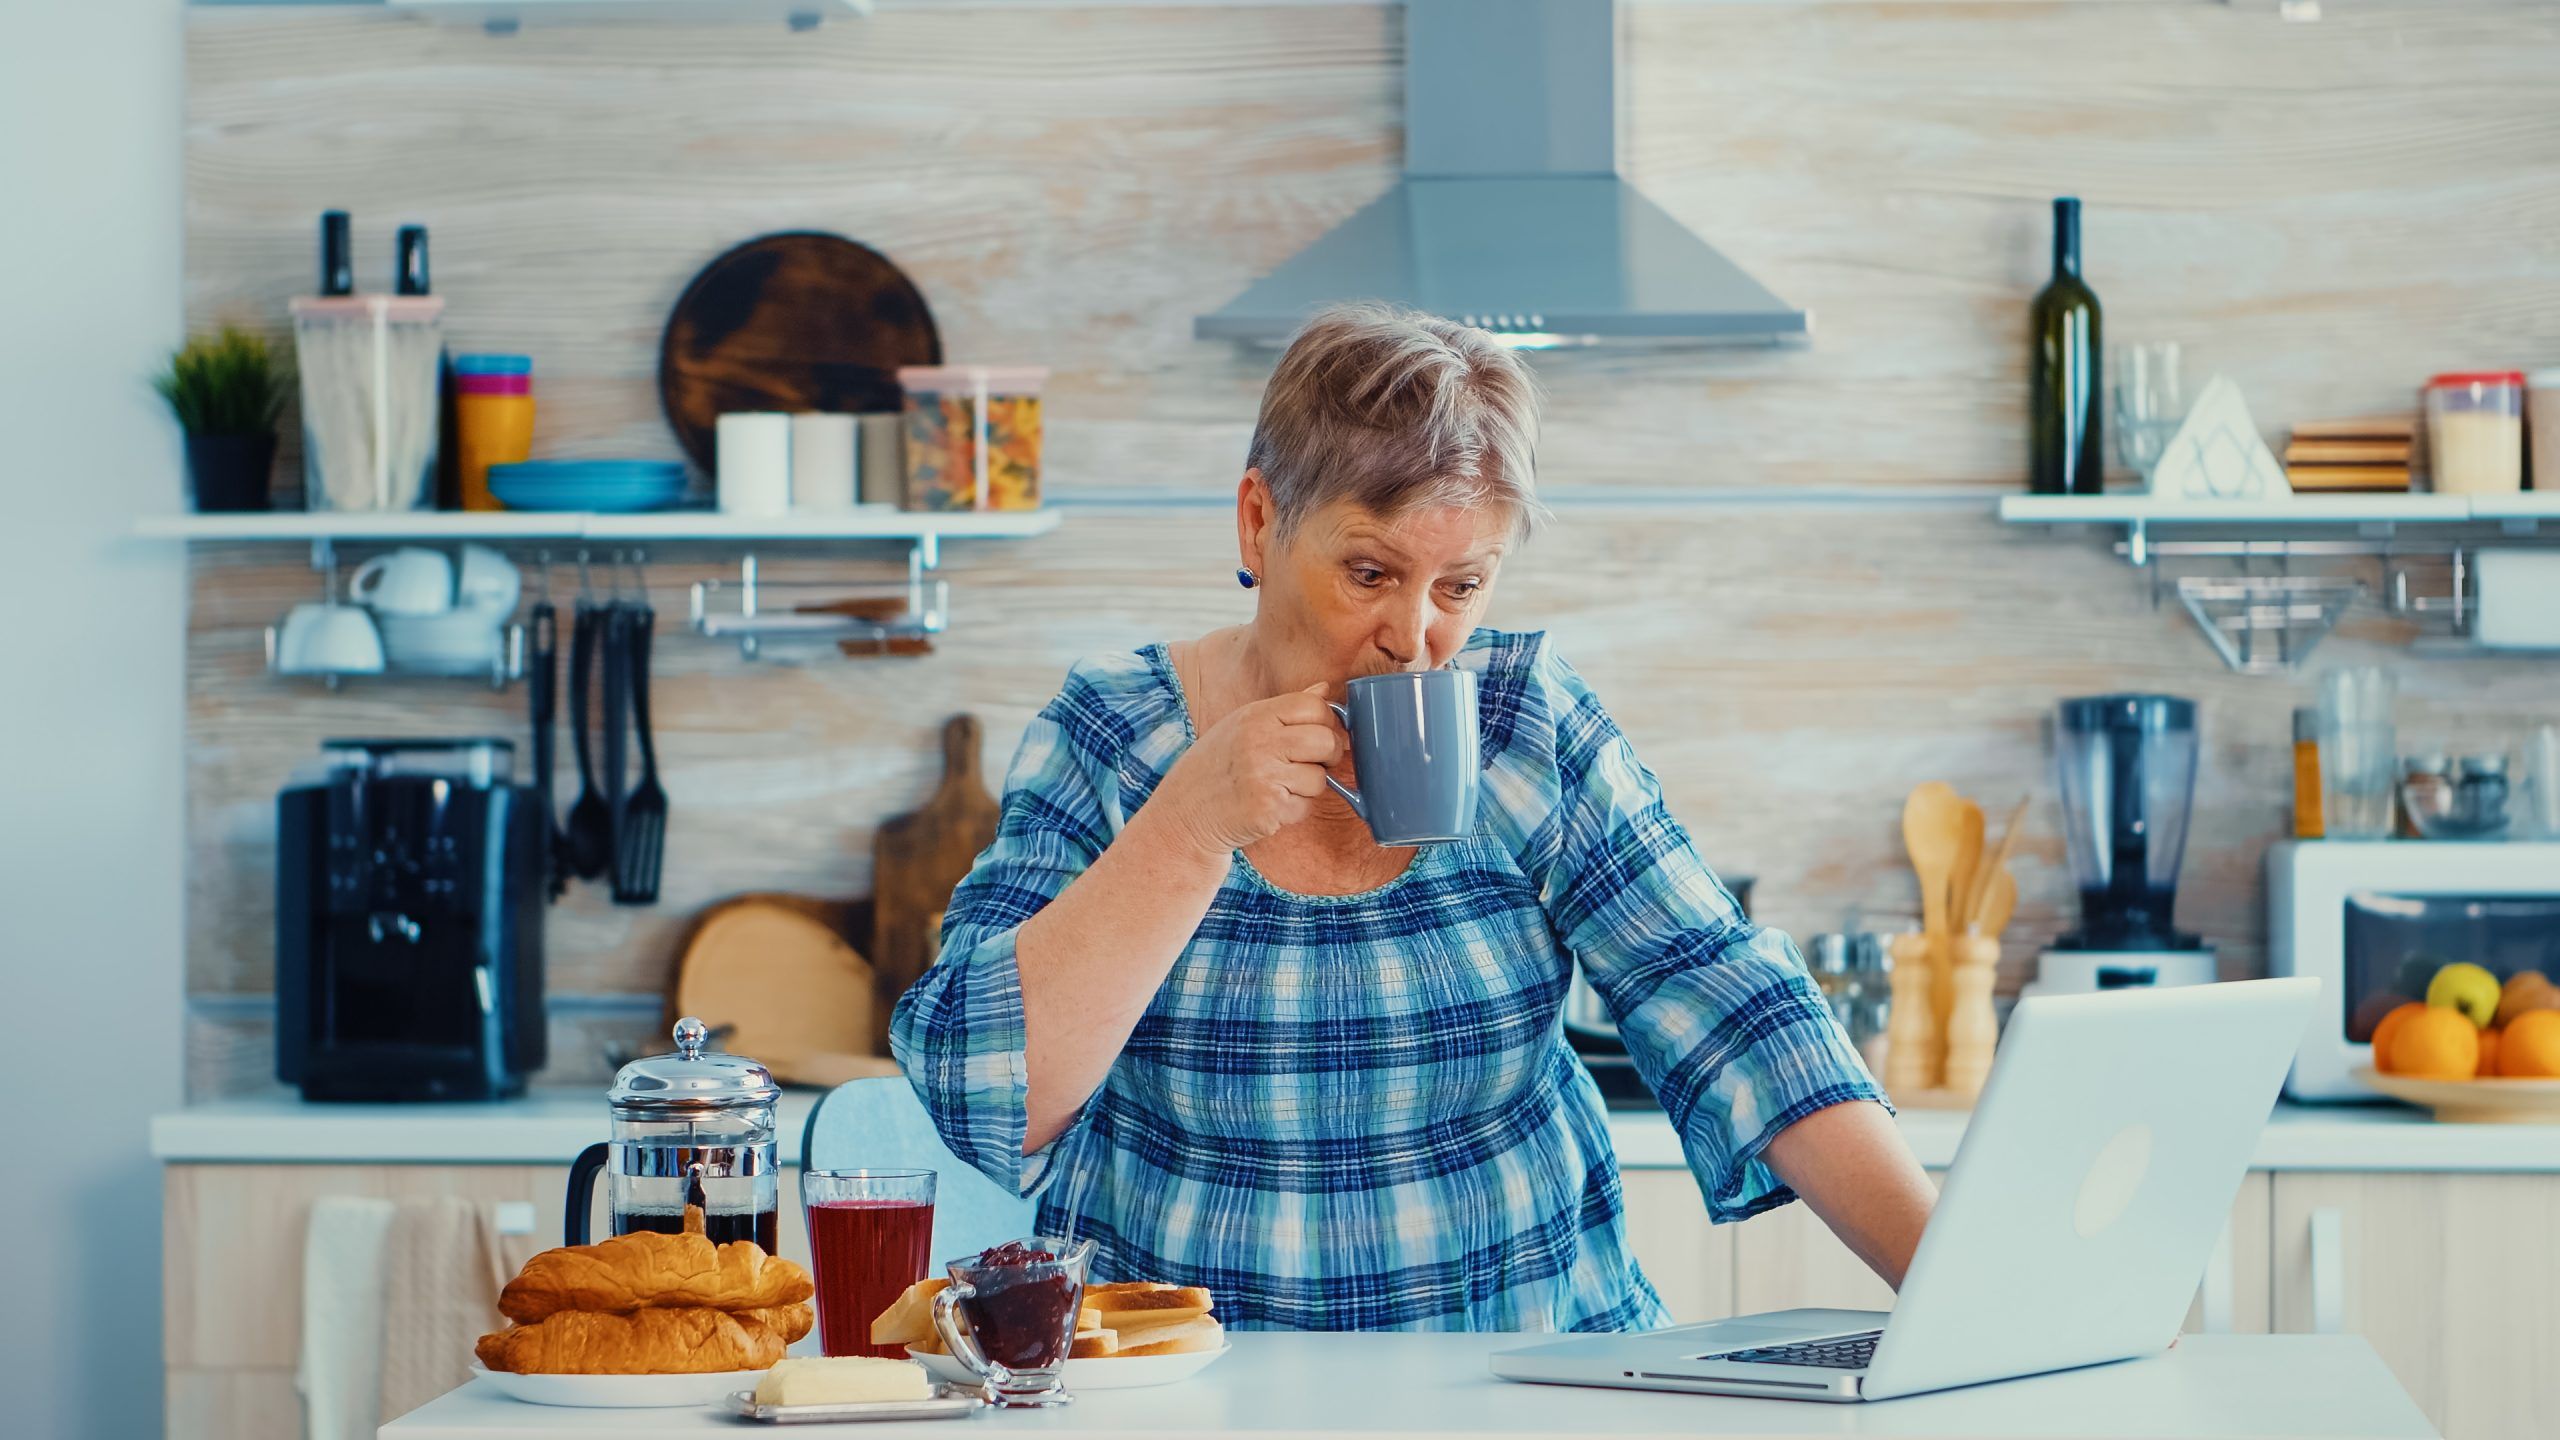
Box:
2389;1007;2480;1081
2498;1010;2560;1078
2369;1002;2430;1074
2495;973;2560;1029
2476;1026;2502;1078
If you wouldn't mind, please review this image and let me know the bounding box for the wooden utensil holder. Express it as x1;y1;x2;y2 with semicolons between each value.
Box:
1941;933;2002;1100
1884;931;1942;1095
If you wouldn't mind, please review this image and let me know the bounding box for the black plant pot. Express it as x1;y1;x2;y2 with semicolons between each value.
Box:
185;432;277;512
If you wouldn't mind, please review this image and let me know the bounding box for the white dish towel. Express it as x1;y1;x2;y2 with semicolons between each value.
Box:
298;1196;537;1437
298;1197;395;1440
380;1198;529;1421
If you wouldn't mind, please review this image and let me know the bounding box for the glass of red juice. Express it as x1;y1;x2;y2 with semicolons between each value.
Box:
803;1169;937;1358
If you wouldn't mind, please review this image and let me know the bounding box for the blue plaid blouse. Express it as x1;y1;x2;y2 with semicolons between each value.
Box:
891;629;1882;1332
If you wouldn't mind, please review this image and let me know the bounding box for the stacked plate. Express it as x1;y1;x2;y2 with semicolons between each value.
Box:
488;460;691;514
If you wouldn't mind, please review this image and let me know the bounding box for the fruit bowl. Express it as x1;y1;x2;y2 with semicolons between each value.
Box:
2355;1068;2560;1124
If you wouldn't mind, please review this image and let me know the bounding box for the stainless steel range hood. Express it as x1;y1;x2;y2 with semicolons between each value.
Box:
1196;0;1808;349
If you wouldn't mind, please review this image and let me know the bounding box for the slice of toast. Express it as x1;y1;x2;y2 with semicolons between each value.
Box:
869;1277;949;1347
1114;1315;1224;1357
1085;1285;1213;1326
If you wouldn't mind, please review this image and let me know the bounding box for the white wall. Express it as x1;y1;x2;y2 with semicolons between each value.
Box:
0;2;186;1436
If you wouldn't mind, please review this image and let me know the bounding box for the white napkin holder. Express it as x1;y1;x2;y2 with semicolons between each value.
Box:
2146;375;2291;501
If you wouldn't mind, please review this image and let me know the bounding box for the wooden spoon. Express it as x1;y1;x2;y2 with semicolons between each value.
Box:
1947;797;1986;933
1902;783;1968;1036
1975;866;2019;939
1964;796;2033;929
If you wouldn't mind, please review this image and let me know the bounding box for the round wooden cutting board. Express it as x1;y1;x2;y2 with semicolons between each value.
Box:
674;894;897;1087
657;232;942;474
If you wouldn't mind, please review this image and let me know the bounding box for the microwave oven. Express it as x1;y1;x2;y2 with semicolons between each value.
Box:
2268;840;2560;1102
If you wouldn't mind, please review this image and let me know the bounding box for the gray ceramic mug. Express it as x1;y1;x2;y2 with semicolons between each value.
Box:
1326;667;1480;846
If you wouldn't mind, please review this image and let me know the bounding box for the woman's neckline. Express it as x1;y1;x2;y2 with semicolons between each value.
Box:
1141;640;1440;906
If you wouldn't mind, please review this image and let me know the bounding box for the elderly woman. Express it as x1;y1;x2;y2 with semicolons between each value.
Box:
892;303;1935;1332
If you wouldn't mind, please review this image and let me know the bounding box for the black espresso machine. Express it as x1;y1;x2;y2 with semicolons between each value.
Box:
277;737;547;1101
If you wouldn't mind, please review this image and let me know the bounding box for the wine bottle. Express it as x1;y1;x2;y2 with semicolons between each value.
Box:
395;224;431;296
318;210;353;296
395;225;465;510
2029;196;2104;495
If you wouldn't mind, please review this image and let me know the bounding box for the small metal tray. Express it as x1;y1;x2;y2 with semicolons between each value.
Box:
722;1384;984;1424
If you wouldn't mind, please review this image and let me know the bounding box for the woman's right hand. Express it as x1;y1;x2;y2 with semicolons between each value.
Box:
1154;683;1344;856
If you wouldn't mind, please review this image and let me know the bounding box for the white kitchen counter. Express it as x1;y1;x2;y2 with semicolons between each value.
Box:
153;1089;2560;1173
381;1333;2433;1439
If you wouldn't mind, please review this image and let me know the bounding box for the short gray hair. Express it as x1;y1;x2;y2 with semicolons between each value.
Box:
1246;302;1546;539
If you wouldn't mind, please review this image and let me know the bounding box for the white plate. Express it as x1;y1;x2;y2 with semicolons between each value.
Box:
907;1344;1229;1391
468;1361;767;1408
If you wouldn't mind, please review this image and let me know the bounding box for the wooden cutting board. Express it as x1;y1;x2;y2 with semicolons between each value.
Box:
870;715;1001;1054
656;231;942;475
675;894;885;1085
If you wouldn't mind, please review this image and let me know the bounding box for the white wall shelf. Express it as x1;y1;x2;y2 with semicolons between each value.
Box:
136;509;1057;544
2000;495;2482;527
144;509;1060;666
188;1;871;31
1999;493;2555;566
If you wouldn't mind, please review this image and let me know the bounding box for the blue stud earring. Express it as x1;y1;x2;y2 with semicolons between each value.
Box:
1236;567;1259;589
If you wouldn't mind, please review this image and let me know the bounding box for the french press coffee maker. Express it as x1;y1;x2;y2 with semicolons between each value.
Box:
565;1017;781;1251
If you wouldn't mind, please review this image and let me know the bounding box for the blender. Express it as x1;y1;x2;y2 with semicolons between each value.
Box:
2023;694;2218;997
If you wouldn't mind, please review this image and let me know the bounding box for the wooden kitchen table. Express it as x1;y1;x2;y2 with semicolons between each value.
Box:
383;1333;2437;1439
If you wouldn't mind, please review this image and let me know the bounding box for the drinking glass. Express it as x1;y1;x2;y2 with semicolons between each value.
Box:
803;1169;936;1358
2318;667;2398;839
2113;341;2186;478
2526;724;2560;839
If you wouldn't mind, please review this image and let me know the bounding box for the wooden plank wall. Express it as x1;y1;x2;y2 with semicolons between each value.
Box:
181;2;2560;1096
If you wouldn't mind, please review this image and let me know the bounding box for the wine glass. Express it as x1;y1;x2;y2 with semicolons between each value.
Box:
2113;342;2186;479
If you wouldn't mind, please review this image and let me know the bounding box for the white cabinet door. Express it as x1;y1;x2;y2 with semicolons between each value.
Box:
1731;1171;2270;1335
162;1162;825;1440
1616;1167;1737;1324
2272;1171;2560;1440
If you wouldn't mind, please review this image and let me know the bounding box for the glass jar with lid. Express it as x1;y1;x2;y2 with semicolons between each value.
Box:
2423;371;2525;496
564;1016;781;1252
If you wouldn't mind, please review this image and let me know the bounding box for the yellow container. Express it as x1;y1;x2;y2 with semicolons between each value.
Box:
455;359;537;512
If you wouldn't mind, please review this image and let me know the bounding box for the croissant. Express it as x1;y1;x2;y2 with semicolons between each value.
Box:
498;1210;813;1322
474;1304;812;1375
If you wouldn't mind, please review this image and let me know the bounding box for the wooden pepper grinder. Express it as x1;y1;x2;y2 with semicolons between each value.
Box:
1884;930;1941;1095
1941;932;2002;1099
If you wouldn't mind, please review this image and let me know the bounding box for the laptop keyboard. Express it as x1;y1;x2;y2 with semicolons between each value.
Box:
1702;1330;1882;1370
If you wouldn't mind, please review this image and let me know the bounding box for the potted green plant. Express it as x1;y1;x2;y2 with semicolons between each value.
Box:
154;326;292;512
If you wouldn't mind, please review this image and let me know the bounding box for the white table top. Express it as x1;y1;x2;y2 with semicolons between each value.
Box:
381;1333;2435;1440
157;1087;2560;1174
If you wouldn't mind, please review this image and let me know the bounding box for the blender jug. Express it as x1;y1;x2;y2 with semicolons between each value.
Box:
2052;694;2204;953
565;1017;780;1251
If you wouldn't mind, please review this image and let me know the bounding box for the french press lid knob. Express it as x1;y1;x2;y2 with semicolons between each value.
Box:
606;1015;780;1113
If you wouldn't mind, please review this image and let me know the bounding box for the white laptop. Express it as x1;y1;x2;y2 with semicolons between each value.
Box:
1493;977;2317;1403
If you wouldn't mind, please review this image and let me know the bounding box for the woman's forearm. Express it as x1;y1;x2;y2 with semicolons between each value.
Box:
1759;1099;1937;1290
1012;802;1232;1151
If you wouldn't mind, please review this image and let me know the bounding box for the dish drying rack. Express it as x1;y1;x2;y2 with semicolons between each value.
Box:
264;620;529;690
689;551;947;659
265;536;527;690
2001;496;2560;673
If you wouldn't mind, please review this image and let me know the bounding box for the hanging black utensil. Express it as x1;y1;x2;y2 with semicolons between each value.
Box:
562;600;614;882
599;602;633;903
617;598;668;905
526;600;564;900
